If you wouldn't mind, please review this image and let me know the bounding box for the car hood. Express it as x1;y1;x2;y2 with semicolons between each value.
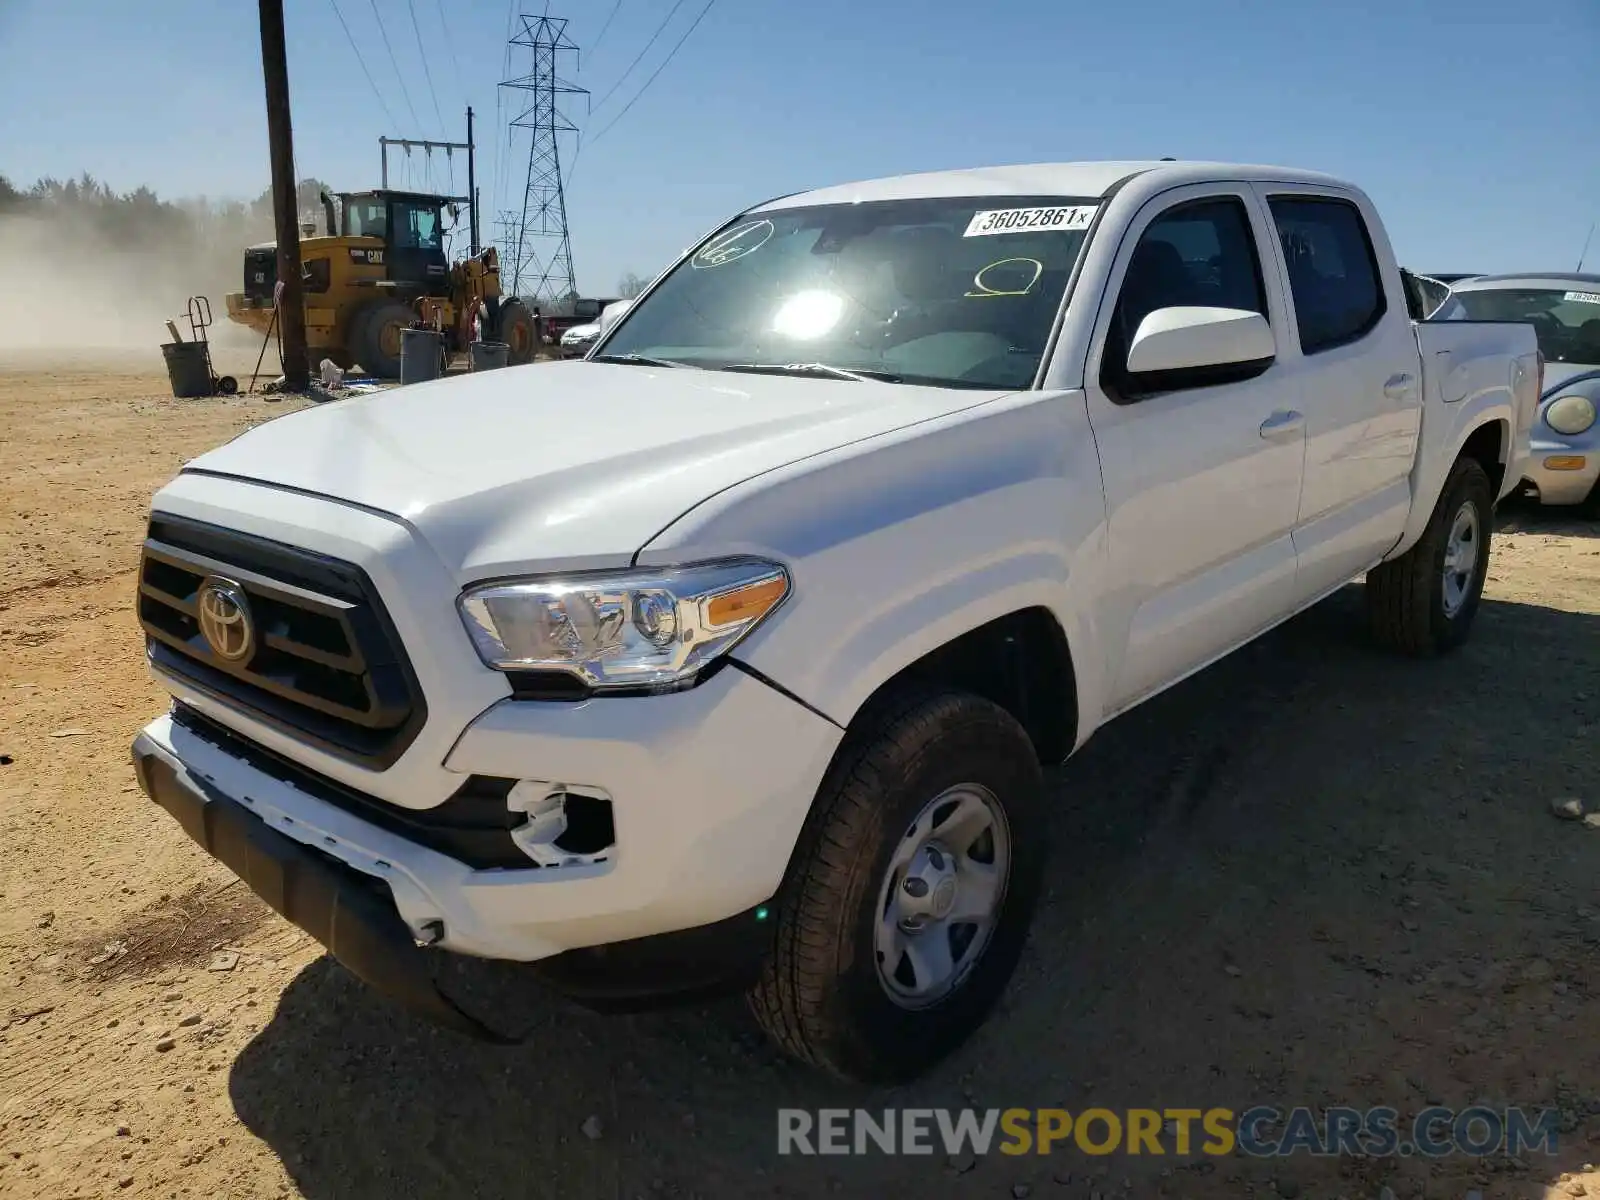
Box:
185;361;1010;580
1542;362;1600;396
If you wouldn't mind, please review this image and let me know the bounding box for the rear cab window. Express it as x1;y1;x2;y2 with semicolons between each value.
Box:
1267;196;1387;353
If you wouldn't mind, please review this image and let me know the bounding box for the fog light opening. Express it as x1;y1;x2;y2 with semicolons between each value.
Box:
507;781;617;868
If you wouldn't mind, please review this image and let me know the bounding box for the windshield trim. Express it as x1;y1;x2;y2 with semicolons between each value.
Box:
591;193;1108;391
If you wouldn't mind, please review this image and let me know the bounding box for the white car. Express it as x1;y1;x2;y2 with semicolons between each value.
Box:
1439;273;1600;514
131;160;1539;1083
558;321;600;358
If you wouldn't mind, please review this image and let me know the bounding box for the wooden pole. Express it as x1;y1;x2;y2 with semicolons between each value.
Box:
259;0;308;390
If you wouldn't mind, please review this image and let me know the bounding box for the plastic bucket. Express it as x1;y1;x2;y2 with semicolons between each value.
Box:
161;341;213;398
469;340;510;372
400;328;444;385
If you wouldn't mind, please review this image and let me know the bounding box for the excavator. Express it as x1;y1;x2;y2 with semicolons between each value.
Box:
224;187;537;378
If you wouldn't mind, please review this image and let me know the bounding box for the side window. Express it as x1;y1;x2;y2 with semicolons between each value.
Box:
1101;196;1268;398
1268;196;1386;353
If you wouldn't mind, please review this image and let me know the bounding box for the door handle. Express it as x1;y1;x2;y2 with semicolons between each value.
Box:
1259;410;1304;439
1383;372;1416;400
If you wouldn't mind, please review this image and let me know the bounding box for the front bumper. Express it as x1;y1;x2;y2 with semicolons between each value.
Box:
135;661;841;958
132;735;506;1038
1520;435;1598;507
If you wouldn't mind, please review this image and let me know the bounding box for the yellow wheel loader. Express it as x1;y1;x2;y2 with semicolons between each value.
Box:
224;189;538;378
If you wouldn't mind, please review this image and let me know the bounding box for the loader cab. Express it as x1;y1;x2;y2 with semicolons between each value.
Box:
338;190;452;297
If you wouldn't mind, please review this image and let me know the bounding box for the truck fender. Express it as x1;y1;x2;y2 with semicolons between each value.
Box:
634;393;1109;757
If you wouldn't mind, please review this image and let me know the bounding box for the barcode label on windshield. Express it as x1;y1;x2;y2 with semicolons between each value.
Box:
1563;290;1600;305
964;206;1097;237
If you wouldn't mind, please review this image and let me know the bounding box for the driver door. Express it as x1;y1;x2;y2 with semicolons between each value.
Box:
1085;185;1307;714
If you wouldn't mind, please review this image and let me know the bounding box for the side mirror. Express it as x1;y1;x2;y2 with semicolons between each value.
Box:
598;300;629;334
1126;306;1275;375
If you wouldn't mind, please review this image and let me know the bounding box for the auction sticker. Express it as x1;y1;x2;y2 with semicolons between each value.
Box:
964;205;1097;237
693;219;775;268
1563;290;1600;305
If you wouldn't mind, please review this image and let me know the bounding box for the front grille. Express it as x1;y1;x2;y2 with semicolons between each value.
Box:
138;514;426;768
243;250;277;301
171;705;529;870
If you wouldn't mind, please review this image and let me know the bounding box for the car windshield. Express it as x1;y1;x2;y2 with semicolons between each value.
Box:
596;195;1101;390
1451;286;1600;365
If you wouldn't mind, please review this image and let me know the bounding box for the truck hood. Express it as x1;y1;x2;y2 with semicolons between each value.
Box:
185;360;1009;580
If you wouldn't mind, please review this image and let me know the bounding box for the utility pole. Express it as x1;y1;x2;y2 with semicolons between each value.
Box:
258;0;308;391
466;107;479;256
377;111;475;250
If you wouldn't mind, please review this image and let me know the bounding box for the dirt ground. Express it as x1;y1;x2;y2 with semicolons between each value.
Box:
1;360;1597;1200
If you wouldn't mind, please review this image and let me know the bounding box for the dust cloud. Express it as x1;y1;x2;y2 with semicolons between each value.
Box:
0;210;266;369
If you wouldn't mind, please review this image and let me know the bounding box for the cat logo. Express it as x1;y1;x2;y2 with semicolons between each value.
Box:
348;248;385;265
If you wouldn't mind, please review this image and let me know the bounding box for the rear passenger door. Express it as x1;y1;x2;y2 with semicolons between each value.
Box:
1255;187;1422;598
1084;185;1306;714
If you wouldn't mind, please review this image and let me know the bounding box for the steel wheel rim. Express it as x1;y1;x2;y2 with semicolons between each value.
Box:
873;783;1011;1010
1441;500;1480;617
379;320;404;358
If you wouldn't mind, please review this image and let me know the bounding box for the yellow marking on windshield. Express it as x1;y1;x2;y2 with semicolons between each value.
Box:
965;257;1043;298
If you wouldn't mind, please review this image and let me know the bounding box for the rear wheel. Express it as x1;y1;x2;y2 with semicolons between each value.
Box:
497;299;537;365
351;300;415;379
748;686;1046;1083
1366;456;1493;656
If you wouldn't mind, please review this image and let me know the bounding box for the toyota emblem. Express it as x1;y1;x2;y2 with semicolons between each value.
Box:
196;577;255;663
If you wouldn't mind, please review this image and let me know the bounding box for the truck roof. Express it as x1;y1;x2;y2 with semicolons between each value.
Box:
752;160;1355;211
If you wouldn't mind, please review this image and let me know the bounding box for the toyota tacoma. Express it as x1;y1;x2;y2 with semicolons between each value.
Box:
132;160;1540;1082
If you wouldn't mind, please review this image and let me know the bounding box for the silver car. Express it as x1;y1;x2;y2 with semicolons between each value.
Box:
560;321;602;359
1444;273;1600;515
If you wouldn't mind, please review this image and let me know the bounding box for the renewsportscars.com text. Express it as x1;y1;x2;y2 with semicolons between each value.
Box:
777;1107;1560;1158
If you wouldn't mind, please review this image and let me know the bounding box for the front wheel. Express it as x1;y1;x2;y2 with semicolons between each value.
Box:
748;687;1046;1083
1366;456;1493;656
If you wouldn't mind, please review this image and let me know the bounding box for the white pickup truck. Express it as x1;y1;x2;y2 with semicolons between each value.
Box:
132;160;1540;1083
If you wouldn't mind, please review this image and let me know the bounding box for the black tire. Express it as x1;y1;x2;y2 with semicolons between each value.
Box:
350;299;415;379
1366;456;1493;656
497;299;537;365
748;686;1046;1083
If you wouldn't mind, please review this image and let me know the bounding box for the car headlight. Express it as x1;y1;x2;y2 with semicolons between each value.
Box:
1545;394;1597;436
457;559;790;691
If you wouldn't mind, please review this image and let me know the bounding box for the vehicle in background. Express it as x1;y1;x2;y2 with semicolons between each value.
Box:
1425;273;1482;284
131;160;1540;1083
558;320;601;358
541;295;624;346
1445;273;1600;514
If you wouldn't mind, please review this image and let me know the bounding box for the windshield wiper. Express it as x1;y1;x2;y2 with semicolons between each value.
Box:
720;362;903;384
589;353;691;368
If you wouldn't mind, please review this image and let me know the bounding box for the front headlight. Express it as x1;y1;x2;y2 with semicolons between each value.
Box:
1545;394;1597;436
458;559;790;691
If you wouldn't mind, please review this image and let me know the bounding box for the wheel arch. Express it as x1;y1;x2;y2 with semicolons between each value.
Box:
830;605;1081;767
1386;412;1511;562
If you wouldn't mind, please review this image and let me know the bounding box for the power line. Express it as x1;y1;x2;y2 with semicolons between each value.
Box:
587;0;714;146
407;0;446;136
589;0;687;115
589;0;622;60
367;0;422;129
326;0;399;128
434;0;466;106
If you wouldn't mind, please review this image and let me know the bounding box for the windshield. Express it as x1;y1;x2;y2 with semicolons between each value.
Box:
596;195;1100;389
392;201;442;251
1451;286;1600;365
345;198;386;239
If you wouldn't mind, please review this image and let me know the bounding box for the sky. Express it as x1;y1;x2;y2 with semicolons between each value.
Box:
0;0;1596;296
